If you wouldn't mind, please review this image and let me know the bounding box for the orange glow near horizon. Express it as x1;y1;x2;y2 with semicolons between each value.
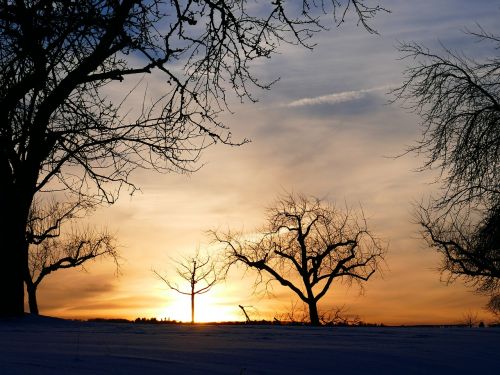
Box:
155;293;243;323
32;232;496;326
35;262;495;326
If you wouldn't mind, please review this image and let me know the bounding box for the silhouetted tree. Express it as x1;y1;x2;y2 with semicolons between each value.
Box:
26;197;95;246
319;305;361;326
27;226;118;315
26;199;119;314
238;305;253;324
154;250;217;324
417;203;500;298
274;300;361;326
212;193;385;326
487;294;500;320
394;29;500;211
0;0;386;316
394;27;500;308
462;310;479;328
276;300;309;324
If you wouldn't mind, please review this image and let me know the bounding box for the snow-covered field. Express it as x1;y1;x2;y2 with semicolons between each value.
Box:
0;316;498;374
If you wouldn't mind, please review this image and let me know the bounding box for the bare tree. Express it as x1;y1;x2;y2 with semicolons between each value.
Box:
487;294;500;320
238;305;254;324
275;299;360;326
274;300;309;325
25;199;119;314
212;193;385;326
416;204;500;296
394;27;500;309
27;226;119;315
461;310;479;328
26;198;88;246
394;29;500;211
319;305;361;326
154;250;217;324
0;1;386;316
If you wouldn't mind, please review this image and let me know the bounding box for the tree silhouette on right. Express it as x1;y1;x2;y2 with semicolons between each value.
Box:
394;27;500;309
212;193;385;326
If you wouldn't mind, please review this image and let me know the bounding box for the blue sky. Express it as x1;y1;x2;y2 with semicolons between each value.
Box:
36;0;500;324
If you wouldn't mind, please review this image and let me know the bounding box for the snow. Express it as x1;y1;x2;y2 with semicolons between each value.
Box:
0;316;499;374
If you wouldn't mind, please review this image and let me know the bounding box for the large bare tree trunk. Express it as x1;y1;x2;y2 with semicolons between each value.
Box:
0;187;28;316
305;285;321;326
0;233;26;316
308;300;321;326
26;280;39;315
0;153;35;316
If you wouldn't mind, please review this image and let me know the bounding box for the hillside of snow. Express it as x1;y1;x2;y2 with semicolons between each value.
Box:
0;316;499;374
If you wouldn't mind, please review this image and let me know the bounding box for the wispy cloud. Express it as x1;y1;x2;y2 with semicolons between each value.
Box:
287;85;393;108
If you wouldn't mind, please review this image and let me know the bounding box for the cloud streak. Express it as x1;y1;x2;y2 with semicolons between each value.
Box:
287;85;393;108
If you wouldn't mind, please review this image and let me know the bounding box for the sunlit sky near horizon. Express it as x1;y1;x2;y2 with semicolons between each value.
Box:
32;0;500;325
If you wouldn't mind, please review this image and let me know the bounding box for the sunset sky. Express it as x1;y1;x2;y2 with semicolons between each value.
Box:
34;0;500;325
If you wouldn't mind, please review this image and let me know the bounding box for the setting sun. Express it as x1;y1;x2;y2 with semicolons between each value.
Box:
157;291;243;323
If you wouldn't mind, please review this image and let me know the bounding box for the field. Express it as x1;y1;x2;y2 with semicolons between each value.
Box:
0;316;499;374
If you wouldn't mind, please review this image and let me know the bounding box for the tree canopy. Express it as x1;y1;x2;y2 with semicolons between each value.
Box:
212;193;385;326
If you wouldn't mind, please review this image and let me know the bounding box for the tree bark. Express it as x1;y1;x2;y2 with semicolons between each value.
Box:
305;282;321;326
0;189;29;316
308;300;321;326
0;153;36;316
0;233;26;316
26;282;39;315
191;292;195;324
